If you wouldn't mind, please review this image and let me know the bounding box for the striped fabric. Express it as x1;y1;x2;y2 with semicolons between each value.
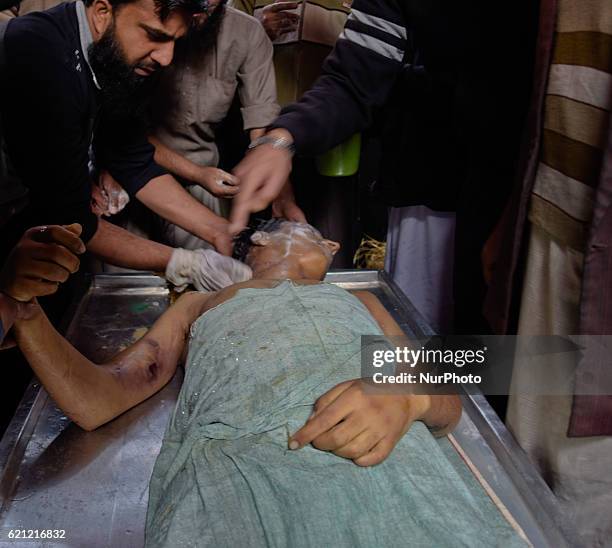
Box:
338;26;403;61
341;6;406;62
529;0;612;251
340;9;406;62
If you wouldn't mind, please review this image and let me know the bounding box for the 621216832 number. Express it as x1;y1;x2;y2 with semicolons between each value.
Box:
7;529;66;540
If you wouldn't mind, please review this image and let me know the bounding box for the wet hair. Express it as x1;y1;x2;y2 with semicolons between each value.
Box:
83;0;210;22
232;218;287;262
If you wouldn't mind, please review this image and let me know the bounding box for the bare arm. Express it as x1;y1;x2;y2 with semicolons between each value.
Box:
149;137;240;199
150;136;209;184
88;218;173;271
150;132;266;179
136;174;233;254
13;292;214;430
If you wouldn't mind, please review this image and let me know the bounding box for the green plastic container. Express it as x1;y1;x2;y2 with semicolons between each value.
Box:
315;133;361;177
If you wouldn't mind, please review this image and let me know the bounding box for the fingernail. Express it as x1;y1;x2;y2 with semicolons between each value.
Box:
288;440;299;450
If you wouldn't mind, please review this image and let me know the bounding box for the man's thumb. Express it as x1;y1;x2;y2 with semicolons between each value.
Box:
64;223;83;236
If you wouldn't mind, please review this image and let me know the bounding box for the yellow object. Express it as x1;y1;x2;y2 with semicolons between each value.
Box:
353;234;386;270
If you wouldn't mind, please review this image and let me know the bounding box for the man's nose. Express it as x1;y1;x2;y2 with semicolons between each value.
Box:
150;41;175;67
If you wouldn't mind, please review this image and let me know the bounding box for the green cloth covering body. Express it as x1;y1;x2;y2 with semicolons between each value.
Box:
146;281;525;547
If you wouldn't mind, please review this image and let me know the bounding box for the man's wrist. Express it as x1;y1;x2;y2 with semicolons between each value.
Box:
405;393;432;423
210;218;230;237
1;292;43;325
249;128;295;155
193;165;212;188
189;163;208;185
418;394;450;432
0;292;19;335
266;128;294;143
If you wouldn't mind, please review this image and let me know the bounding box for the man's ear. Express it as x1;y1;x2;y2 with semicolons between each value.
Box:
89;0;114;39
250;231;271;246
321;239;340;255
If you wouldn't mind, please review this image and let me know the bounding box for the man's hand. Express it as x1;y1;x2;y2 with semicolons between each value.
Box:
165;248;252;292
289;379;432;467
0;224;86;302
91;182;109;216
230;129;295;234
91;172;130;217
195;167;240;198
271;180;307;222
260;2;300;41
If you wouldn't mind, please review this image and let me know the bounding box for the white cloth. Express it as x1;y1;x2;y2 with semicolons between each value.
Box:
384;205;456;333
507;222;612;547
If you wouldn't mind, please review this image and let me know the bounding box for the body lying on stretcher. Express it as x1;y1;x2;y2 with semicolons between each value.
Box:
14;220;526;547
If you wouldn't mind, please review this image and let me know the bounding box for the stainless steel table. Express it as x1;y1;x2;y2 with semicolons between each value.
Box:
0;272;574;547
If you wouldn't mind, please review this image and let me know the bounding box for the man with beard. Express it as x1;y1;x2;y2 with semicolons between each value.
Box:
147;0;305;251
0;0;251;294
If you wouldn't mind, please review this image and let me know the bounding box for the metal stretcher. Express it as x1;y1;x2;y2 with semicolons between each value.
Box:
0;271;576;548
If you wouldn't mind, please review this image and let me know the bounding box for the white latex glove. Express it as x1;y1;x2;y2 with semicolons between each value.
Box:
165;248;252;292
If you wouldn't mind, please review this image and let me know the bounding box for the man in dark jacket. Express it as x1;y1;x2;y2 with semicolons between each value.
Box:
1;0;250;292
229;0;536;334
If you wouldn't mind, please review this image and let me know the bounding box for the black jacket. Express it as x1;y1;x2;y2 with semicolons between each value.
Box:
1;3;166;243
272;0;537;213
272;0;538;331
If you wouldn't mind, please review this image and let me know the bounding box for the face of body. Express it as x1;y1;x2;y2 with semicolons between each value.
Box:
245;223;340;281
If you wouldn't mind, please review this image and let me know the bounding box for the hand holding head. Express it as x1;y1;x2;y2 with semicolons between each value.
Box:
229;129;295;235
233;219;339;281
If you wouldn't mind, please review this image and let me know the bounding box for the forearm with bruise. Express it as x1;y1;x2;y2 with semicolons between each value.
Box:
87;292;213;425
14;292;213;430
109;327;187;393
